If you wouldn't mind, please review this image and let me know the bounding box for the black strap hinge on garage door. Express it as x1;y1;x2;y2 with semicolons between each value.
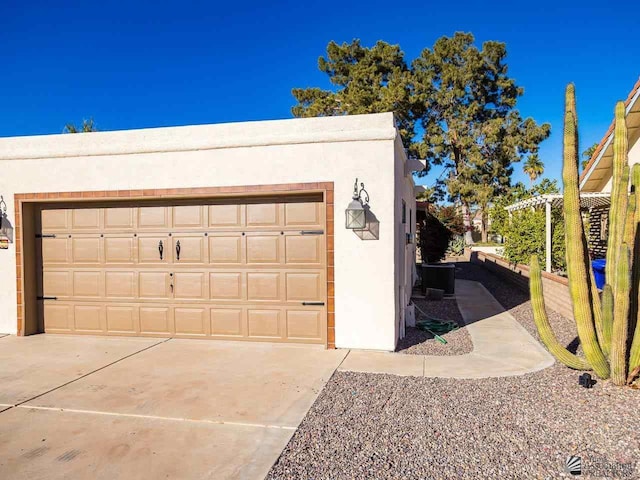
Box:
37;296;58;300
300;230;324;235
35;234;56;238
302;301;325;306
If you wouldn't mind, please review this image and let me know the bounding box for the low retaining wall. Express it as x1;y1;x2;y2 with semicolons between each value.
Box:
469;245;503;256
471;251;574;321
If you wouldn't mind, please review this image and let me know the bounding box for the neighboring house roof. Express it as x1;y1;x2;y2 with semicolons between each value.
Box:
580;77;640;192
470;209;491;228
416;201;430;211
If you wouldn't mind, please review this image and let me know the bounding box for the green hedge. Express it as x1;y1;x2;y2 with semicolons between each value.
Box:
503;209;566;272
419;212;452;263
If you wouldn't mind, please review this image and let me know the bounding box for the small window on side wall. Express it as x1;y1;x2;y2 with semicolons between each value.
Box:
402;200;406;224
409;208;412;233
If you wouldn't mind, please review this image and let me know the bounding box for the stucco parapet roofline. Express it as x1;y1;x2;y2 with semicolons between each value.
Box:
0;112;397;161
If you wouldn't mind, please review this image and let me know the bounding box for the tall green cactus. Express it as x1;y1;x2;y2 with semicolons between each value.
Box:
561;84;610;379
633;164;640;259
529;255;591;370
627;165;640;375
601;284;613;357
589;267;605;348
605;103;629;286
628;297;640;377
611;244;631;385
529;86;640;385
608;101;632;384
628;165;640;377
624;191;636;253
608;102;630;298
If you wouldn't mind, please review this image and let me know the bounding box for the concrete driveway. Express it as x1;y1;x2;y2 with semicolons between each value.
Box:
0;335;346;479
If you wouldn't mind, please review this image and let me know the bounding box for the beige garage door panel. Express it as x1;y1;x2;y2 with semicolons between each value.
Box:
40;198;326;344
104;235;136;264
104;207;135;230
138;234;171;264
209;234;243;264
138;206;171;230
70;208;101;230
42;202;323;233
43;302;325;342
44;268;324;305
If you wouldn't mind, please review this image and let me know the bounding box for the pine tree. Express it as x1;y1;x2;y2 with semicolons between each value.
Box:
292;33;550;244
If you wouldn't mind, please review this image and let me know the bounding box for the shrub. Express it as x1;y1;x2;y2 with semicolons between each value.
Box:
489;180;560;239
419;212;452;263
552;215;566;271
433;205;465;237
503;209;565;271
447;236;465;256
489;196;512;238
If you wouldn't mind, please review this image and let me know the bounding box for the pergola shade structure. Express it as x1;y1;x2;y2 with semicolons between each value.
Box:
504;193;611;272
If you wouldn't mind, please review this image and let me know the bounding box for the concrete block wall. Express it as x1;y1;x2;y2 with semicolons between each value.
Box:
587;207;608;259
471;251;574;321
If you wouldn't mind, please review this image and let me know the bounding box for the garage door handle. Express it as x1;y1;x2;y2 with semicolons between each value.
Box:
37;296;58;300
302;301;325;306
158;240;164;260
176;240;181;261
300;230;324;235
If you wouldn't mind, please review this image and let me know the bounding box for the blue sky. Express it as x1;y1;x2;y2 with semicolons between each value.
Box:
1;1;638;188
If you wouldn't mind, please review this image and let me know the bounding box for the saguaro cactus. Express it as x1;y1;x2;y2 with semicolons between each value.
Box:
529;86;640;386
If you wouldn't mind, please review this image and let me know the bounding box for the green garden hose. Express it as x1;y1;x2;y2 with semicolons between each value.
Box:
413;303;459;344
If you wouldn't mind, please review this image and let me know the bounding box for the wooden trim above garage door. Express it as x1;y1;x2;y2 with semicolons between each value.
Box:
14;182;335;348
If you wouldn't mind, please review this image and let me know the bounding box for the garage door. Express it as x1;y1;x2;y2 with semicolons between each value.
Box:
38;197;327;344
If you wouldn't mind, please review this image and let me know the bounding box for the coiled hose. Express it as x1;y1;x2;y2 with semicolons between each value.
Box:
413;303;459;344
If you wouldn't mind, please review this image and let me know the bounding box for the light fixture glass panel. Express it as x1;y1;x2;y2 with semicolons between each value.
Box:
345;199;366;229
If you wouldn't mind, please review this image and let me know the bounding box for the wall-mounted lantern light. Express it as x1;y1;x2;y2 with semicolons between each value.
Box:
0;196;13;249
345;179;369;230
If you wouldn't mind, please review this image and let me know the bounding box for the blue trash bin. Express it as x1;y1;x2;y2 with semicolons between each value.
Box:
592;258;606;290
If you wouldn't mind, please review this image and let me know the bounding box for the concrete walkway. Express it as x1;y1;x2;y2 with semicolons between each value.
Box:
339;279;555;378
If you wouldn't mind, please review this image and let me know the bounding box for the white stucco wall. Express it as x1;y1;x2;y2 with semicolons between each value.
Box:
601;177;613;193
0;112;414;351
392;137;417;340
628;137;640;171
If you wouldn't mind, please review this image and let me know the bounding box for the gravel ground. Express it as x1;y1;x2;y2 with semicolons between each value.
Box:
268;368;639;479
396;297;473;356
267;261;640;480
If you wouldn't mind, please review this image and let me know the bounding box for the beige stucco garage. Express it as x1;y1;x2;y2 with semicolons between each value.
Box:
0;112;419;351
